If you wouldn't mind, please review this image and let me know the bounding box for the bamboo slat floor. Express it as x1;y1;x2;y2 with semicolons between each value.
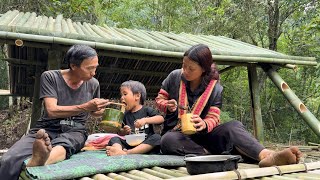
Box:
76;147;320;180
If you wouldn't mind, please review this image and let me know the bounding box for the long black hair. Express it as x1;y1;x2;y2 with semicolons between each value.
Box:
184;44;219;85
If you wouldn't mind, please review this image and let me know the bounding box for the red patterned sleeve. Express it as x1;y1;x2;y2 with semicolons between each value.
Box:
203;106;221;132
155;89;169;113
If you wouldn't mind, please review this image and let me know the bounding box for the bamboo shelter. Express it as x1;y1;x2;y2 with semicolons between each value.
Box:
0;10;318;142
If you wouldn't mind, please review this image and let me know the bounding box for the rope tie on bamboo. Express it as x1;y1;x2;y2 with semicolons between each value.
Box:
233;170;241;180
274;166;282;176
302;163;308;172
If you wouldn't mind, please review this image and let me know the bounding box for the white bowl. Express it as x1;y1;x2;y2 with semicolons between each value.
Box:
125;133;146;146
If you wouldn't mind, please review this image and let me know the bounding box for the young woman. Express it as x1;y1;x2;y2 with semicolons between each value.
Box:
155;44;302;167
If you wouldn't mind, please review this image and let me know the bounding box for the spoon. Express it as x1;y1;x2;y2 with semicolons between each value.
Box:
178;105;188;110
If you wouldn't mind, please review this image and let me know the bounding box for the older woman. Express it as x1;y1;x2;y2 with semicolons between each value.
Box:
156;44;302;167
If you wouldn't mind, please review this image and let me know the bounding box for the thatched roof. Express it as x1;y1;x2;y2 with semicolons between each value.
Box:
0;10;317;98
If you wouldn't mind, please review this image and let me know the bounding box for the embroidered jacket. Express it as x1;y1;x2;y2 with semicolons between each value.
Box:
155;69;223;134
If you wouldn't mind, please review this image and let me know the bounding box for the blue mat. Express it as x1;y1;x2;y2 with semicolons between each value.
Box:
24;151;186;180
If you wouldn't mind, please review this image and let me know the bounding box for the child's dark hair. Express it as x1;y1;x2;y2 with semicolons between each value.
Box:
121;80;146;105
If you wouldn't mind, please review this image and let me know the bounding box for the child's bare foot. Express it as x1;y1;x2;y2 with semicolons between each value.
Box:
259;146;302;167
106;146;127;156
26;129;52;167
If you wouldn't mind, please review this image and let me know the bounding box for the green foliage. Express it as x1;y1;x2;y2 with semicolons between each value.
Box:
0;0;319;144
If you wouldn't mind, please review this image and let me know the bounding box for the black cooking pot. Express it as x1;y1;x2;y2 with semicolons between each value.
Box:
184;154;241;175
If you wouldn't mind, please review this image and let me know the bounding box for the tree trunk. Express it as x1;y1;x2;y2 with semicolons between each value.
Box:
267;0;280;51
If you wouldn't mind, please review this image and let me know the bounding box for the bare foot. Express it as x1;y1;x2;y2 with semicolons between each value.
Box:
106;146;127;156
259;146;302;167
26;129;52;167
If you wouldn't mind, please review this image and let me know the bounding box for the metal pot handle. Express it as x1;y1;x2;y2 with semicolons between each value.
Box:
184;154;197;160
226;155;241;162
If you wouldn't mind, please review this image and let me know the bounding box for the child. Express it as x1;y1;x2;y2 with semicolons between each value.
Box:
106;80;164;156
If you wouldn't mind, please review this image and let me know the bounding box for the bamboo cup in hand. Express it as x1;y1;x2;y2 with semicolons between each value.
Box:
181;113;196;135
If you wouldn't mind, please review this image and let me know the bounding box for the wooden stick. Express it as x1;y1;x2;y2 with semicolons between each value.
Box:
110;102;125;106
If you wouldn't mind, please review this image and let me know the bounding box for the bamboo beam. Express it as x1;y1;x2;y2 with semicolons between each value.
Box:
118;172;147;180
142;168;175;179
170;162;320;180
274;64;298;71
92;174;113;180
97;66;168;76
262;64;320;137
219;66;236;74
248;64;264;143
0;31;317;66
107;173;131;180
151;167;188;177
0;89;10;95
128;170;162;180
2;58;46;66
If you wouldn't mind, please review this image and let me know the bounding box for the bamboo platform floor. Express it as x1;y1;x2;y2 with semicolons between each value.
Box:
78;149;320;180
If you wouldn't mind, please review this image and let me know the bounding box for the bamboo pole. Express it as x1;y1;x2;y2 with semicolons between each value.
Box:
0;31;316;65
97;66;168;76
128;170;163;180
3;58;46;66
215;36;316;61
262;64;320;137
30;59;42;128
219;66;236;74
0;11;317;62
8;12;24;27
61;19;70;34
118;172;147;180
151;167;188;177
67;19;77;34
248;64;264;143
92;174;113;180
170;162;320;180
274;64;298;71
107;173;131;180
39;16;48;30
0;10;19;26
142;168;175;179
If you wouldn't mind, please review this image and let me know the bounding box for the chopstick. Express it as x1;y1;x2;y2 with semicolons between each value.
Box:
110;102;125;106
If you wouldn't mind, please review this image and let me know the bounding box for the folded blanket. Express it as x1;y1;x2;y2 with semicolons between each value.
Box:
82;133;124;151
25;151;186;180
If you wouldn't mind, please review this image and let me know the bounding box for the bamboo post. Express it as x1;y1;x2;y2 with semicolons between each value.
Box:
30;51;42;128
247;64;264;143
47;46;63;70
262;64;320;137
170;162;320;180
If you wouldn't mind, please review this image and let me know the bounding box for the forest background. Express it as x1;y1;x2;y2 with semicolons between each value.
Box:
0;0;319;149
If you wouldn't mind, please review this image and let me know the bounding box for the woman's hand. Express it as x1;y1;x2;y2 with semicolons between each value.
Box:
134;118;147;128
191;114;207;132
167;99;178;112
